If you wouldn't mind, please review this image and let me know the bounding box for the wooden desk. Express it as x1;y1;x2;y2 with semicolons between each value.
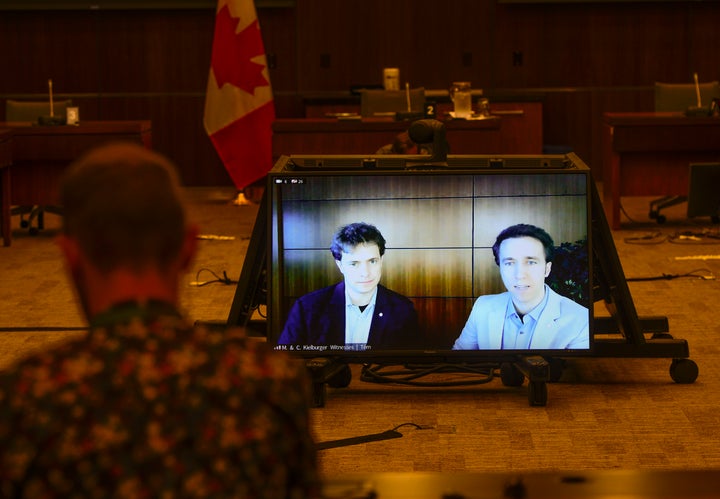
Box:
273;113;542;159
300;99;543;153
0;129;11;246
602;112;720;229
1;120;152;246
325;469;720;498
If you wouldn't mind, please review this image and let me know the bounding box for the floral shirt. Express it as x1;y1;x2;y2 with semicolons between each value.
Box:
0;301;319;498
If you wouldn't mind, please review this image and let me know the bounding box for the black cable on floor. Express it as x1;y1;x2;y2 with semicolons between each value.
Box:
359;363;495;387
623;232;666;245
626;268;715;282
190;268;238;287
619;202;641;225
668;230;720;244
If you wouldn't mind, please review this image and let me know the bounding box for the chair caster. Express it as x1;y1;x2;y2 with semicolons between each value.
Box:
500;362;525;387
648;210;667;224
327;364;352;388
670;358;698;384
650;213;667;224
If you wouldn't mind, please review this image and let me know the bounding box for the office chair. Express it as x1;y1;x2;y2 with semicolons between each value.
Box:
5;99;72;234
686;162;720;224
5;99;72;125
648;82;720;223
653;81;720;112
360;88;425;117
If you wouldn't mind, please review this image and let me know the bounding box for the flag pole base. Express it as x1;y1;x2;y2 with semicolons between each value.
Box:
233;193;252;206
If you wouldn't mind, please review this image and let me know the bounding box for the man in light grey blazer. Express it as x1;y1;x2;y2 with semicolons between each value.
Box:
453;224;589;351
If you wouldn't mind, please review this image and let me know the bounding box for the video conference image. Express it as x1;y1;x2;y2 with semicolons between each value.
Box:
267;170;592;356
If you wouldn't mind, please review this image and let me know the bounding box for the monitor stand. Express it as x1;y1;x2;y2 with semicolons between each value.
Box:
306;355;551;408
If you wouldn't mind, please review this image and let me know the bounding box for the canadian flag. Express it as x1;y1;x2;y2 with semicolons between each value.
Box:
204;0;275;195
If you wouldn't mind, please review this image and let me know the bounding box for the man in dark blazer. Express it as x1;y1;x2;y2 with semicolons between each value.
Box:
278;222;420;351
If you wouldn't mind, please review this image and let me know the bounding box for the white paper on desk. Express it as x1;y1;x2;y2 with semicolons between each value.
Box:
447;111;493;120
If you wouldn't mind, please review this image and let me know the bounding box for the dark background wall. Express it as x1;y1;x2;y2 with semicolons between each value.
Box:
1;0;718;185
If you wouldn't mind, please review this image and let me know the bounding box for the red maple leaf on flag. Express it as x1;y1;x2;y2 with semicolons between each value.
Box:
211;4;269;94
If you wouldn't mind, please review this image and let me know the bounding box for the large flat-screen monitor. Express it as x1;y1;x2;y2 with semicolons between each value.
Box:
266;154;593;362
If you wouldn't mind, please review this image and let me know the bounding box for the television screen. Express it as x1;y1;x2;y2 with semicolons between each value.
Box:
266;154;593;361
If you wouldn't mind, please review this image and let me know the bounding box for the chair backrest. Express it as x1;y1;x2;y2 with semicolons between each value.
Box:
687;162;720;218
5;99;73;123
654;81;720;112
360;88;425;117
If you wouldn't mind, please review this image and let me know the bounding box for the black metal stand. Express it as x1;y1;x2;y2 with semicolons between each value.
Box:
304;356;550;408
226;190;268;334
305;357;354;408
502;356;551;407
585;180;698;384
227;162;698;408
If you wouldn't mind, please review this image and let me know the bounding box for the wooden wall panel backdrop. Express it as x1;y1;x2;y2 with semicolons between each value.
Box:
2;2;718;184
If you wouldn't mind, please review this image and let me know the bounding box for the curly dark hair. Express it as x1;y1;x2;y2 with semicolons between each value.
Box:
330;222;386;261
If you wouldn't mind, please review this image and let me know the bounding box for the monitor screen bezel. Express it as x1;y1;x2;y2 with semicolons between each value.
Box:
266;154;594;362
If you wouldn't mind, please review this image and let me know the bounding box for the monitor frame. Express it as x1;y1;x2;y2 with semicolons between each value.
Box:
264;154;594;363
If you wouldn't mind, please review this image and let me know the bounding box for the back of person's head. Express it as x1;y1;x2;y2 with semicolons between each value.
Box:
60;142;187;274
330;222;386;260
492;223;555;265
391;132;418;154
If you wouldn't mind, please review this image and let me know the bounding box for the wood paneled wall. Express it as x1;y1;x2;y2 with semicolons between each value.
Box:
1;1;718;185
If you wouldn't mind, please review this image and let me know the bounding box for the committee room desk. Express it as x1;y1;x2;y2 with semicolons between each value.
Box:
602;112;720;229
323;469;720;499
0;129;11;246
272;115;542;158
0;120;152;246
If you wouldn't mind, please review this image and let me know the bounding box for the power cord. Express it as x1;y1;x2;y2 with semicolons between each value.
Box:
360;363;496;387
623;232;667;245
668;230;720;244
189;268;237;287
626;268;715;282
619;202;641;225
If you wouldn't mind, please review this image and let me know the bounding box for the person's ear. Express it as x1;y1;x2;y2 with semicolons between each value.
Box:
545;261;552;278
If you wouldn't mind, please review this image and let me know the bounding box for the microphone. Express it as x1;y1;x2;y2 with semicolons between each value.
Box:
406;119;449;168
685;72;712;117
38;78;66;126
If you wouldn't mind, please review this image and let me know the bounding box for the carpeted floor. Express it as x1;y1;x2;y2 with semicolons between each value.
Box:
1;185;720;476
